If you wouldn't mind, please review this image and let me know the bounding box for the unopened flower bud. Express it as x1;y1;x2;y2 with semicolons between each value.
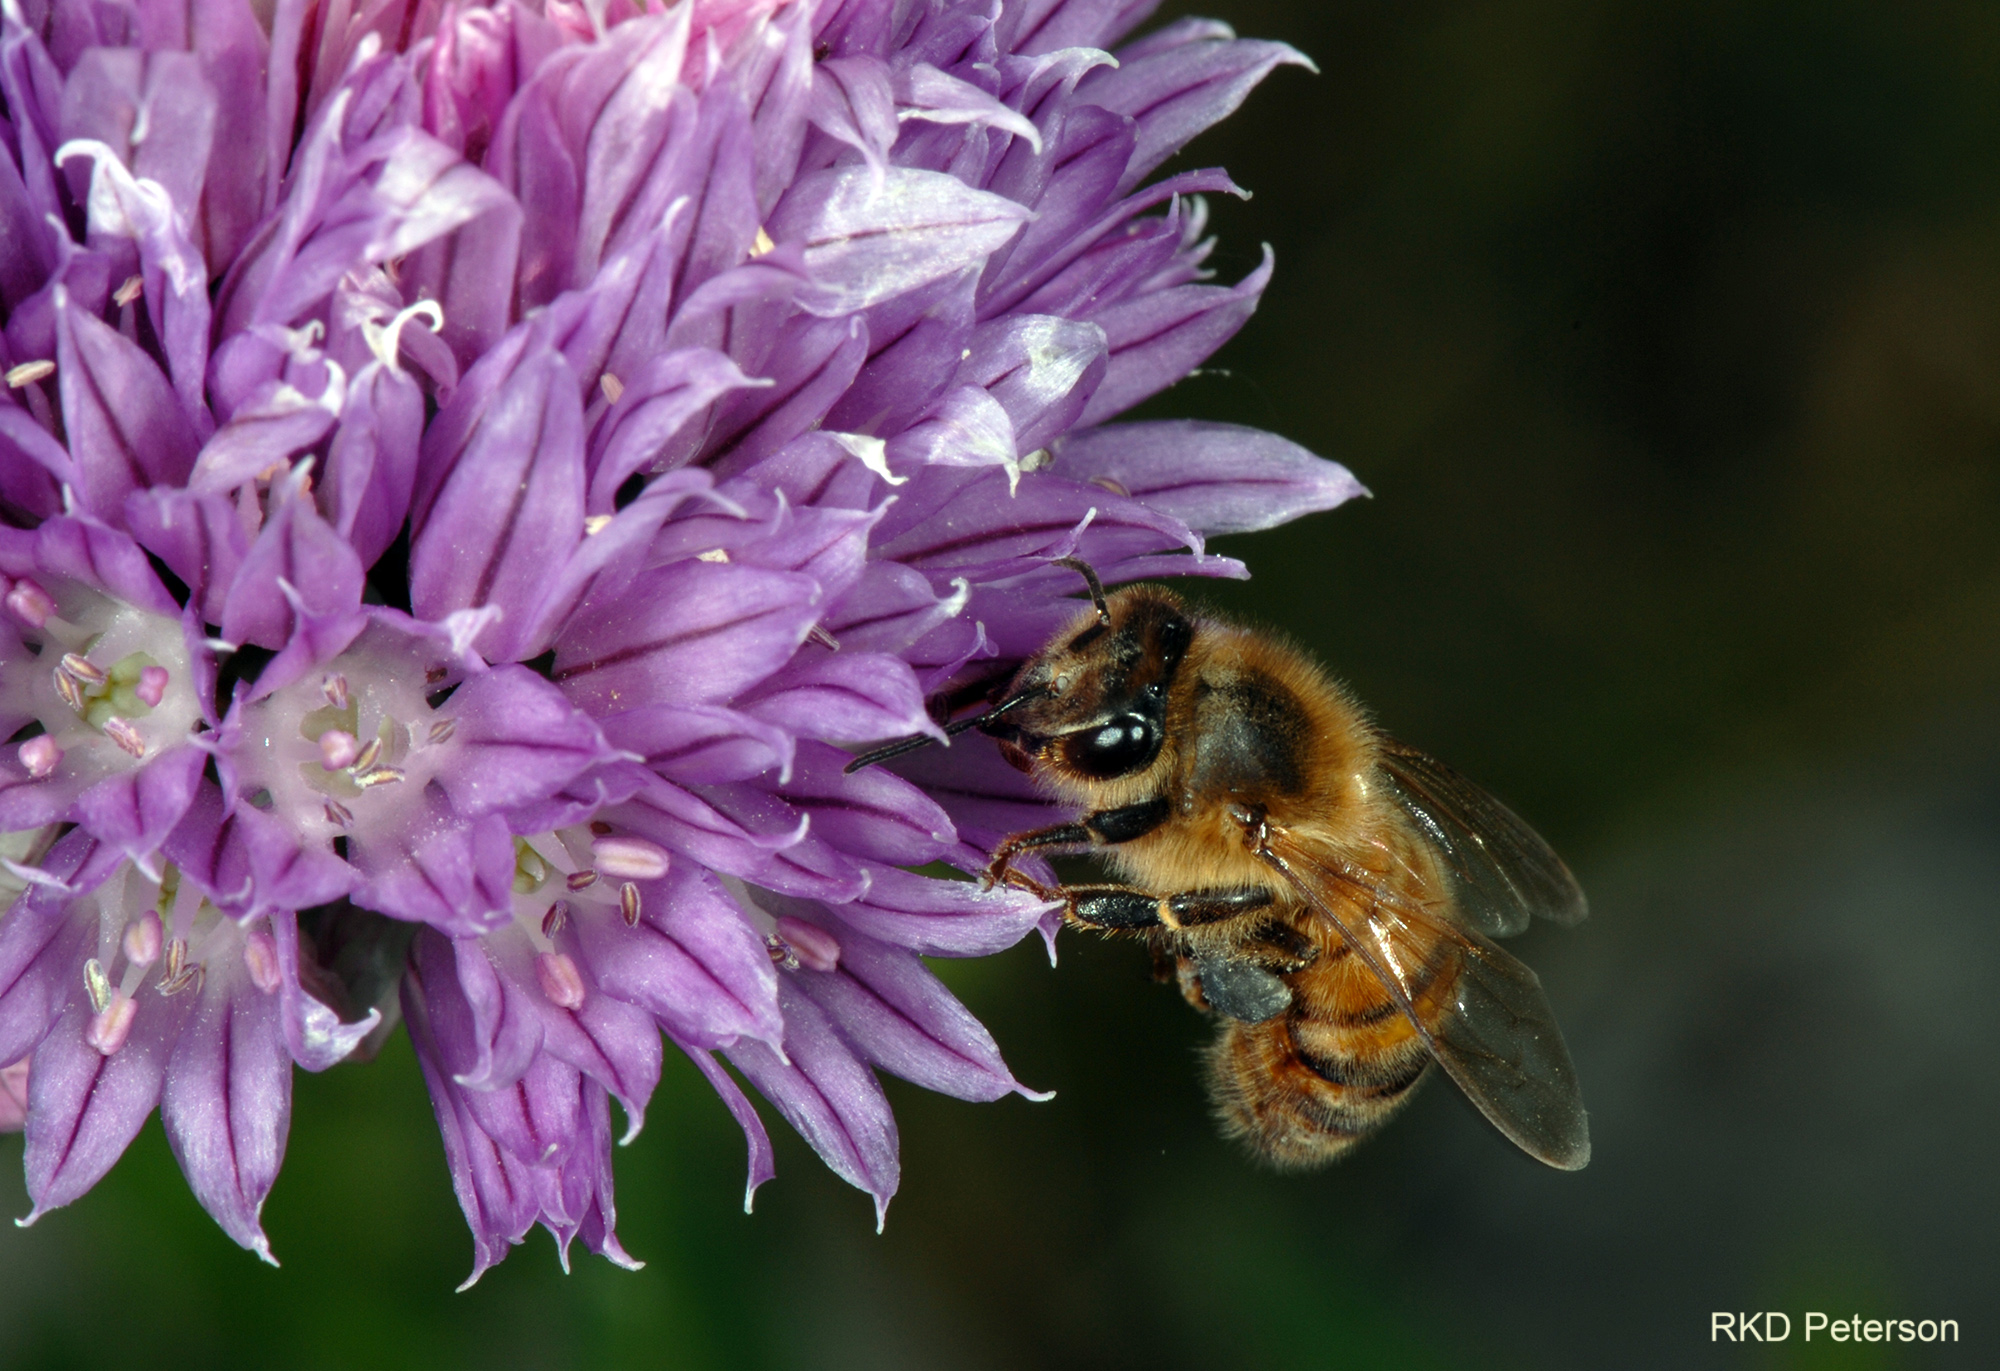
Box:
536;952;587;1010
18;736;61;778
243;930;282;994
592;835;671;881
775;916;841;973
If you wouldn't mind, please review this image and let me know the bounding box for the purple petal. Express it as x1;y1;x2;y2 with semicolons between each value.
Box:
996;0;1162;55
784;866;1051;958
349;804;516;936
72;743;204;872
404;977;545;1286
429;666;618;819
319;355;425;571
958;313;1107;454
809;56;898;175
786;919;1040;1102
725;979;898;1229
772;742;956;868
1078;245;1274;425
768;166;1032;317
268;909;377;1071
219;471;365;651
1080;24;1313;191
568;862;781;1051
160;963;290;1263
53;285;199;520
586;348;763;514
410;336;586;664
123;486;250;628
1050;420;1367;534
598;704;795;787
530;947;662;1139
0;834;114;1068
611;777;869;903
738;651;933;746
22;989;190;1222
409;926;544;1094
672;1036;775;1211
552;559;819;715
164;783;355;921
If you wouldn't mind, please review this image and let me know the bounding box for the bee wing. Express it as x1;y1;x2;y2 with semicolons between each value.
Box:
1376;739;1588;938
1255;828;1592;1170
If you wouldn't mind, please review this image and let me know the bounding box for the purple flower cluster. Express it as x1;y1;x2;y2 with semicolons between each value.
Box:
0;0;1358;1282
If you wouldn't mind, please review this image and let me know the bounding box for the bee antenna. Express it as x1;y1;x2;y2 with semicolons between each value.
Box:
1054;557;1111;627
843;685;1051;774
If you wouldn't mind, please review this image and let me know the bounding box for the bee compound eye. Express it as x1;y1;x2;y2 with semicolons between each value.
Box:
1066;712;1161;779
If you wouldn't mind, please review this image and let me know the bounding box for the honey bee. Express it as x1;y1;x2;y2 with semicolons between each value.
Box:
848;560;1590;1170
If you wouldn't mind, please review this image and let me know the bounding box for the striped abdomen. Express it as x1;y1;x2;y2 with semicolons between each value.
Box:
1204;917;1462;1168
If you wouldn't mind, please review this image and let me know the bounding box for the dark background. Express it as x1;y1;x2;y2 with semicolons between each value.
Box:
4;0;1998;1366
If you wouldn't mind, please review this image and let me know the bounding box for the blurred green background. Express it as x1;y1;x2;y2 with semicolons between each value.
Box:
4;0;1998;1365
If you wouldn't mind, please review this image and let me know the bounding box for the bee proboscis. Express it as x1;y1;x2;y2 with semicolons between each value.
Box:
848;561;1590;1170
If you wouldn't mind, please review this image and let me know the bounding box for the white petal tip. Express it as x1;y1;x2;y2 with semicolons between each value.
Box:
1018;1086;1057;1103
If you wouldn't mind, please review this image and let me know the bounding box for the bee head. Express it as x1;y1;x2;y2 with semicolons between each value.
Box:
983;579;1193;781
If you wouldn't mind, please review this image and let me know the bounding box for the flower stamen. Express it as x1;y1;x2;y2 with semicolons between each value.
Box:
18;737;61;778
535;952;587;1010
591;836;670;881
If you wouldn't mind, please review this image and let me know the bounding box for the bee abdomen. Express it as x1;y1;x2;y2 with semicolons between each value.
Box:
1204;1015;1433;1169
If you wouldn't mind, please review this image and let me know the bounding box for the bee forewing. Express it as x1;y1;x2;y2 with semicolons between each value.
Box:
1257;830;1591;1170
1376;739;1589;938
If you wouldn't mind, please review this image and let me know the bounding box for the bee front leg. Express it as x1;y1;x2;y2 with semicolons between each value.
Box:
982;798;1171;888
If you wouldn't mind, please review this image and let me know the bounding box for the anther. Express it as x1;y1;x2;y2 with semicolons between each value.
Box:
542;900;570;937
320;730;361;770
242;931;282;995
103;717;146;758
122;911;162;968
134;665;169;708
764;934;799;971
350;736;382;773
535;952;587;1010
86;996;137;1055
59;653;106;686
354;766;404;788
583;514;613;536
5;359;54;388
5;579;53;627
425;664;448;686
113;274;144;306
322;673;350;710
427;719;456;744
592;835;670;881
775;916;841;973
807;624;841;650
566;869;598;891
619;882;641;928
18;736;61;778
159;958;203;997
83;958;112;1013
751;226;776;257
324;799;354;827
600;372;625;404
52;669;84;713
161;938;187;982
